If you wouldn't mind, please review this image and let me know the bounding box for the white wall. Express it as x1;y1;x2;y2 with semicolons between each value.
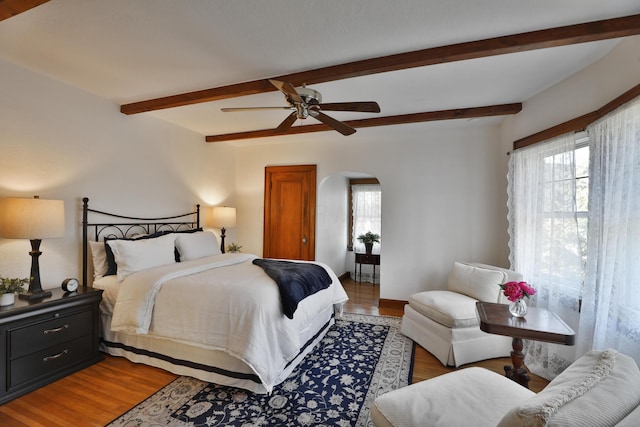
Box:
501;37;640;145
316;174;349;275
234;123;510;300
0;58;236;288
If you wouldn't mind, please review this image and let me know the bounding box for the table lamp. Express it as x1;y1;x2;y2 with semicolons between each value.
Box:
0;196;65;300
211;206;236;253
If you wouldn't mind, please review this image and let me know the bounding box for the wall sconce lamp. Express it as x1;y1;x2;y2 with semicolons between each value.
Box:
211;206;236;254
0;196;65;300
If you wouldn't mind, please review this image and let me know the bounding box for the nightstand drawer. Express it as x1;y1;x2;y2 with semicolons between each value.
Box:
355;253;380;265
358;255;378;264
9;336;93;389
9;310;93;359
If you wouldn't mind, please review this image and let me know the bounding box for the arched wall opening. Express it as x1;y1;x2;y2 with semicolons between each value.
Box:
316;171;381;286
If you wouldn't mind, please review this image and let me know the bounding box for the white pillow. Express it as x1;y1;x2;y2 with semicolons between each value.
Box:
89;240;109;280
106;233;176;281
175;231;221;261
498;349;640;427
448;262;507;303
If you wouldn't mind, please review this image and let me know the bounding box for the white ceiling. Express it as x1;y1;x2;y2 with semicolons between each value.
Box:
1;1;639;141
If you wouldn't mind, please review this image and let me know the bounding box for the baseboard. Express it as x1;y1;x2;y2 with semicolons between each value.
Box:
338;271;351;281
378;298;407;311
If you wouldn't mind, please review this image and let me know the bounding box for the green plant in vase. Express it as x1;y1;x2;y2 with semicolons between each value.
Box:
0;276;27;306
357;231;380;254
226;242;243;253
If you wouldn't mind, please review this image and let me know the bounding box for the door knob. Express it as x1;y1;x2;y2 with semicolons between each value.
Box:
302;236;308;244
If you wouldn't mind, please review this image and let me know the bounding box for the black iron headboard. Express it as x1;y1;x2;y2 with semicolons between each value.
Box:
82;197;200;289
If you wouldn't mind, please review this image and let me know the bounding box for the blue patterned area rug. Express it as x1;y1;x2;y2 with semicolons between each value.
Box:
107;313;414;427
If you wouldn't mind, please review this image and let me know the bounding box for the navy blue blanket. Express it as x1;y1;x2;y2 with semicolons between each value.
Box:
252;259;332;319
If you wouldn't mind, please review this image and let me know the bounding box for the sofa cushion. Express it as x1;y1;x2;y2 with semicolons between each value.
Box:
409;291;480;328
448;262;507;303
498;349;640;427
372;367;535;427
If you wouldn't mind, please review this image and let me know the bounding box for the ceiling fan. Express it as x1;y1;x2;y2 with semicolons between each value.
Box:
221;79;381;136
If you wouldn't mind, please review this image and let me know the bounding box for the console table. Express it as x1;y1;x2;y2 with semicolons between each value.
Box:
354;253;380;284
476;301;575;388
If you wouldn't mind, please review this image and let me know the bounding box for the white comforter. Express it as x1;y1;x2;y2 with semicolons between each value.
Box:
110;253;348;391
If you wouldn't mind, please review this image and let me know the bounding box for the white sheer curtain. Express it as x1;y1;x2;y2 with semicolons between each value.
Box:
578;96;640;363
352;184;381;255
507;133;583;380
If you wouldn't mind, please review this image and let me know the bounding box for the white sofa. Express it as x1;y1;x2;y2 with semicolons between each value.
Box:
401;262;521;367
371;349;640;427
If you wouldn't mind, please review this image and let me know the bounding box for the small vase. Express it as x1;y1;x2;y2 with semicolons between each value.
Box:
509;299;527;317
0;293;15;307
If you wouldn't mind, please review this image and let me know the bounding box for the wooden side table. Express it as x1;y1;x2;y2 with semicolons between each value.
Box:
476;301;575;388
354;253;380;284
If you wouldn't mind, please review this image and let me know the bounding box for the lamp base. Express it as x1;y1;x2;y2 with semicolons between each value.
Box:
220;227;226;254
19;290;52;301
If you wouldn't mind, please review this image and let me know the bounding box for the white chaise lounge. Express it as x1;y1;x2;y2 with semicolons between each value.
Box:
400;262;521;367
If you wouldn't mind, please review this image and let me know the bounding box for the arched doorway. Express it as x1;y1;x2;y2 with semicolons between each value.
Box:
316;172;381;285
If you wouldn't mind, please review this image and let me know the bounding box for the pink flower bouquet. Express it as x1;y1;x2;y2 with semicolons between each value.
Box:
499;281;536;302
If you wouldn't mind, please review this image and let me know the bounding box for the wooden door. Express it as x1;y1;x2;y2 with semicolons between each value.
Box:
263;165;316;260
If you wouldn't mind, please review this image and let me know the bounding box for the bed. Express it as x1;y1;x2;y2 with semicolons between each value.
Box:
81;197;348;394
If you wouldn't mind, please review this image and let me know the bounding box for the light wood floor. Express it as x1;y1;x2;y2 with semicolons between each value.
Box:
0;278;548;426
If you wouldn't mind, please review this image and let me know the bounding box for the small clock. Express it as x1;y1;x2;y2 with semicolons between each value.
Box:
62;278;79;293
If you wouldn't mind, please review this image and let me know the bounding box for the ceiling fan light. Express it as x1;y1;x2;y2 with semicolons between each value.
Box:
296;87;322;104
295;104;309;119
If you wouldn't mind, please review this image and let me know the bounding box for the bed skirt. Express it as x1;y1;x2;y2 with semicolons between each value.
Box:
99;304;337;394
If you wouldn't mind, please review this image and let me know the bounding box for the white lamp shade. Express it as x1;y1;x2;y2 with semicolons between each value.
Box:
211;206;236;228
0;197;65;239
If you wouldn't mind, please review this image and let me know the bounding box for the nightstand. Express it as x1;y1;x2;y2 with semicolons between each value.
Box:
0;287;103;404
354;252;381;284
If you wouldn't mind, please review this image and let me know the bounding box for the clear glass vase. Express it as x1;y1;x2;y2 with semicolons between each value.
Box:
509;299;527;317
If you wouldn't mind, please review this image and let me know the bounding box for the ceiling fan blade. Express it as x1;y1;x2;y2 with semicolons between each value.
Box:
269;79;303;104
317;102;381;113
310;110;356;136
221;106;292;112
276;112;298;132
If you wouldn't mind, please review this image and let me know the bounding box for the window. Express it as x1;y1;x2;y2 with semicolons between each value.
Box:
510;96;640;375
541;142;589;290
508;133;585;378
348;178;381;253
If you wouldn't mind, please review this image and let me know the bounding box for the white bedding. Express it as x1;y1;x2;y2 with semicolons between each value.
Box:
96;253;348;393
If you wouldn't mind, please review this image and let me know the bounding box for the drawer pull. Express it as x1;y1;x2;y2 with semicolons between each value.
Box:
43;324;69;335
43;349;68;363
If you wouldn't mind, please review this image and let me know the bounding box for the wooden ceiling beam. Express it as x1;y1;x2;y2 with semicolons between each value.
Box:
205;103;522;143
122;14;640;115
0;0;50;21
